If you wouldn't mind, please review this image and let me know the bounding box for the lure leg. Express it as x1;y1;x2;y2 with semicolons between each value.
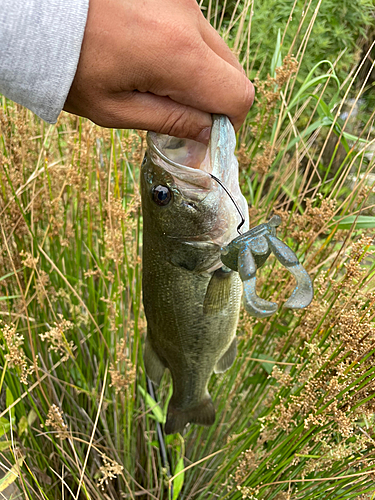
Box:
265;234;314;309
284;264;314;309
238;245;278;318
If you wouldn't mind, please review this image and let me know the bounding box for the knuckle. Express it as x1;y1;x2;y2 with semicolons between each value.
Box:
162;108;192;138
166;21;201;53
242;79;255;110
87;96;127;129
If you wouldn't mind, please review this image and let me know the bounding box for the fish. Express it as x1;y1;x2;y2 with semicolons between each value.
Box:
141;115;249;434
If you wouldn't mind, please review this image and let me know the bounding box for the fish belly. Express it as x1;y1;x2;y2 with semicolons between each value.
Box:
142;246;242;434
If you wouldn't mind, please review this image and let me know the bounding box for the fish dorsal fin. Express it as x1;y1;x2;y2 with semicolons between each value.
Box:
203;267;233;315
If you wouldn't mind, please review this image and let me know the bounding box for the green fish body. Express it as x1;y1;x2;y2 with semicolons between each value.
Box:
141;116;249;434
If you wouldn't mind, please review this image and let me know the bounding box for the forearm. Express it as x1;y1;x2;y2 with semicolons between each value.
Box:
0;0;89;123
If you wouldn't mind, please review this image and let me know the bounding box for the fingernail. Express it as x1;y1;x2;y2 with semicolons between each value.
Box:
196;127;211;145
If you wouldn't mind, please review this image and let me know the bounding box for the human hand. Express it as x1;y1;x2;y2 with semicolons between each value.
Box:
63;0;254;143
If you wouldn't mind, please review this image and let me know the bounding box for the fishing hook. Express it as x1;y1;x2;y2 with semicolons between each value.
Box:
209;174;246;235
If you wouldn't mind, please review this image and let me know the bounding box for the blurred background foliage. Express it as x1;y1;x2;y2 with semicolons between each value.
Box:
1;1;375;499
203;0;374;87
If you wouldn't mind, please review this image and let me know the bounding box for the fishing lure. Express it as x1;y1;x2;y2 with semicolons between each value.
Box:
220;214;313;318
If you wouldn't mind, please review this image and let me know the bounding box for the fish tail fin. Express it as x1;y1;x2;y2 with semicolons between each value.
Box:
165;396;216;435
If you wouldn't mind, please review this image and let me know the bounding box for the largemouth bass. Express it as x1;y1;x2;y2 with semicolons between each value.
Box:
141;115;249;435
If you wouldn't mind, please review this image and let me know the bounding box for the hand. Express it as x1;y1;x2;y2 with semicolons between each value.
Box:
63;0;254;143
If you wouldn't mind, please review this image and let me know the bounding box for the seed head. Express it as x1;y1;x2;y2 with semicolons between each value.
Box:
45;404;69;440
1;322;33;384
96;453;123;490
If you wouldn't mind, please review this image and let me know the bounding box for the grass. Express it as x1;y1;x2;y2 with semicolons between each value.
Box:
1;1;375;499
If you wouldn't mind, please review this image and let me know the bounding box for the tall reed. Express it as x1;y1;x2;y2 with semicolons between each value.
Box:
1;1;375;498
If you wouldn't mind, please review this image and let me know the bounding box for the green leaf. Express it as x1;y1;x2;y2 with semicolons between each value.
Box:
6;387;15;422
18;416;28;437
0;418;10;438
163;383;173;418
287;60;340;112
0;269;22;282
275;117;331;162
138;386;166;424
270;29;282;78
317;98;333;119
332;216;375;230
27;409;37;427
245;374;268;385
0;295;21;301
0;456;24;492
0;441;12;451
256;355;276;375
172;457;185;500
165;434;177;446
341;130;369;144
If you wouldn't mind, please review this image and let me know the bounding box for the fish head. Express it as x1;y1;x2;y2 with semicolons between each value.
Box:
141;115;249;248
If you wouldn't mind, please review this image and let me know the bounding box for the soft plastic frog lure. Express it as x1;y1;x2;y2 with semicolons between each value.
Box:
220;215;314;318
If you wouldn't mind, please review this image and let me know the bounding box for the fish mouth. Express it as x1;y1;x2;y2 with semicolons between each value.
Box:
146;130;213;192
147;115;239;183
146;133;209;171
147;115;249;245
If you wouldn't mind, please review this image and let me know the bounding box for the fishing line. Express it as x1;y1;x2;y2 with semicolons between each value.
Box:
210;174;245;235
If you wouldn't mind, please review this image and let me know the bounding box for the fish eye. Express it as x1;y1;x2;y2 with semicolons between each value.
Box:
152;185;172;206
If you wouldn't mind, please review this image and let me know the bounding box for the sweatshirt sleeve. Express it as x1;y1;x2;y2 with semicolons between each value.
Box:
0;0;89;123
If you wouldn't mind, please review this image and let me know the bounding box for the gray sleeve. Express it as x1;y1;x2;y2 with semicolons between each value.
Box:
0;0;89;123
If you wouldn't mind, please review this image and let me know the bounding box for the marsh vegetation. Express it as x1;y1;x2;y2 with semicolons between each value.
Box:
1;0;375;498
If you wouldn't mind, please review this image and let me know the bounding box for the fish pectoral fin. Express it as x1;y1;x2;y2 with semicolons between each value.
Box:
165;395;215;435
143;335;166;386
203;268;233;315
214;336;237;373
